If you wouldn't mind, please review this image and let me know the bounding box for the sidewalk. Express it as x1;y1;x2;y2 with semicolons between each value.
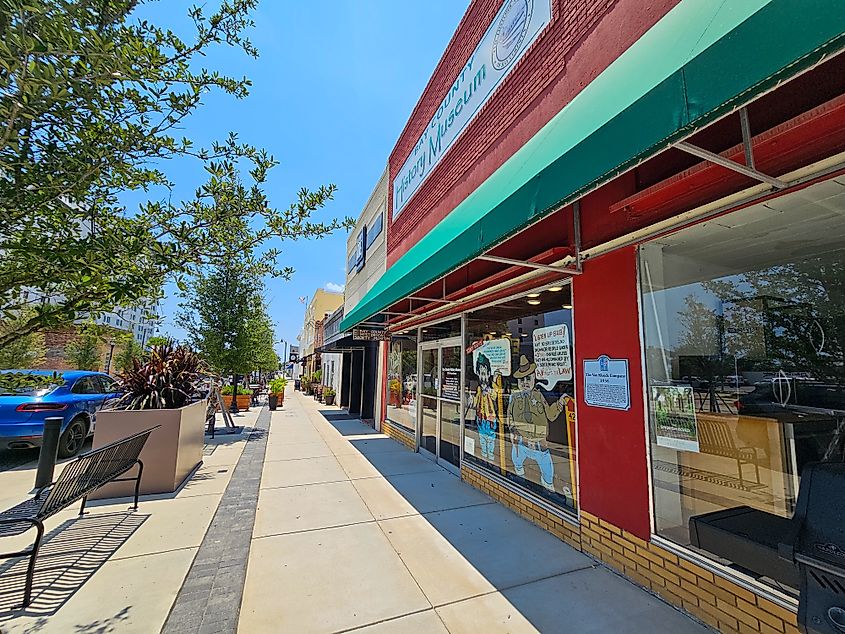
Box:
0;392;713;633
0;406;261;633
237;392;710;633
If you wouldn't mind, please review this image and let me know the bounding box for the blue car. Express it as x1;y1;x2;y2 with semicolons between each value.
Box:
0;370;122;458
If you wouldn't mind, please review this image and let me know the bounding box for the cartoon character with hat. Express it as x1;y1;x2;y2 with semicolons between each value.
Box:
470;352;502;461
507;354;569;496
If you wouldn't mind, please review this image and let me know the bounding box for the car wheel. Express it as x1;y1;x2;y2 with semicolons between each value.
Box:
58;417;87;458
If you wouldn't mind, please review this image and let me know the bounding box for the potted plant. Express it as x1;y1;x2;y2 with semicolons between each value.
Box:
221;384;252;411
324;387;336;406
312;370;322;400
301;376;312;395
389;378;401;407
268;376;287;410
92;343;206;497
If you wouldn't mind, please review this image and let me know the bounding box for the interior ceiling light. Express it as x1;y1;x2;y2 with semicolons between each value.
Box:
527;293;541;298
548;286;563;292
563;304;573;309
521;333;528;337
527;300;541;306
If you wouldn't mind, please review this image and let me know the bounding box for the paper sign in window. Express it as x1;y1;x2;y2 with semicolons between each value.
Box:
533;324;572;386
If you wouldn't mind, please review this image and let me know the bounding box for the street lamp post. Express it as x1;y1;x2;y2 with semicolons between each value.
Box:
104;339;116;374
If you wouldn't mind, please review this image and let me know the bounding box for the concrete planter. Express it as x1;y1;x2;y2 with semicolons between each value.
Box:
90;400;206;498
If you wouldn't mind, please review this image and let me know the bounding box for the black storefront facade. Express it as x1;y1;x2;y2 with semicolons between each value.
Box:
319;307;381;422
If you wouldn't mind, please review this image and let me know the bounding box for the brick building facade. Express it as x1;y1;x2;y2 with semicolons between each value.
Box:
341;2;845;632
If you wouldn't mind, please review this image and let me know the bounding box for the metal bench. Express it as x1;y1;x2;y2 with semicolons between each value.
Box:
697;417;762;486
0;426;157;608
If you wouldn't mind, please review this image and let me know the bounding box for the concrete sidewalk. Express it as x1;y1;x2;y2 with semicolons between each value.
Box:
238;392;710;633
0;406;261;633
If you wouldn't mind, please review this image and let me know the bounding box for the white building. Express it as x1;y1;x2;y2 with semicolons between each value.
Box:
20;288;159;345
95;303;159;345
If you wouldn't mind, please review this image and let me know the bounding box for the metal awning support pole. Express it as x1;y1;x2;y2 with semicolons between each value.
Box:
408;296;459;304
739;107;755;169
572;200;583;274
673;140;787;189
476;254;582;275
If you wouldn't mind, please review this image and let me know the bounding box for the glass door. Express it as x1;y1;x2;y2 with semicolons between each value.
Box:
439;345;462;471
419;346;438;459
417;337;463;473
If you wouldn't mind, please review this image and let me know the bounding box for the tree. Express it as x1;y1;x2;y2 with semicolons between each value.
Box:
177;257;265;378
145;335;171;350
113;333;144;374
65;324;103;371
248;308;279;374
0;309;46;369
0;0;348;350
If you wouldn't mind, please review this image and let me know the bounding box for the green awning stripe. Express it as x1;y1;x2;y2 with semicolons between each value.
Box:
341;0;845;331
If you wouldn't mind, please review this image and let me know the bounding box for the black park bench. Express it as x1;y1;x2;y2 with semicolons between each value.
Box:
0;426;157;608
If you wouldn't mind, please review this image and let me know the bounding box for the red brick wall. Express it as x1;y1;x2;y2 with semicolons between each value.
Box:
40;328;80;371
38;327;115;372
387;0;681;264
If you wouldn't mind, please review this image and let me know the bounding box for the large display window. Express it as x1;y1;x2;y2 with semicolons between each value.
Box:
386;332;417;433
463;286;577;512
640;178;845;593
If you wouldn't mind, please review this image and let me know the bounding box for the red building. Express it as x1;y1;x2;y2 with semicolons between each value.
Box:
341;2;845;631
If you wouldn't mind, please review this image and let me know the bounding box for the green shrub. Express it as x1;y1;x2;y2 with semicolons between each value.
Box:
268;377;287;394
221;384;251;396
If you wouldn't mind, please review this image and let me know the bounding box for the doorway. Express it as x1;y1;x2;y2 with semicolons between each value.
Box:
418;336;462;474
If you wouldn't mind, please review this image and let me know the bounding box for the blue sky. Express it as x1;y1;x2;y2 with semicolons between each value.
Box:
143;0;470;358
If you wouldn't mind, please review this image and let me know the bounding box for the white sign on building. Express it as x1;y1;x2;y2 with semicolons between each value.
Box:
583;355;630;411
392;0;552;219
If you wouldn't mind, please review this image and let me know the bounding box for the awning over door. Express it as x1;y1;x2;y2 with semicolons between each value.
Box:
341;0;845;332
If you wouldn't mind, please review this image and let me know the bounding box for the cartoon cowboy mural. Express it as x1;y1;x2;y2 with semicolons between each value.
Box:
471;352;502;461
507;354;570;499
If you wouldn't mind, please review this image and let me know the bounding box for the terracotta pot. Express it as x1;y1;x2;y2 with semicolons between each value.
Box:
220;394;251;411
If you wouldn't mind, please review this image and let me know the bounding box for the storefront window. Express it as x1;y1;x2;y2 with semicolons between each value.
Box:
640;178;845;591
386;332;417;433
420;318;461;342
464;286;577;512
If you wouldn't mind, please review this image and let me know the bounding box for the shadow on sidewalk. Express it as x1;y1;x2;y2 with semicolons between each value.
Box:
308;407;706;633
318;409;359;421
0;511;148;619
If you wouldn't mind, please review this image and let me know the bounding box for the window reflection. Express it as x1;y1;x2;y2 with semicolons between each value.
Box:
464;288;577;512
386;333;417;432
640;178;845;591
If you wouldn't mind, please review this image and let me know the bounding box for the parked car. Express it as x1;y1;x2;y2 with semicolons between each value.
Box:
0;369;122;457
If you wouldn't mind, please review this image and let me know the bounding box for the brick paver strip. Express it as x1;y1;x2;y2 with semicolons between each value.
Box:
162;406;270;634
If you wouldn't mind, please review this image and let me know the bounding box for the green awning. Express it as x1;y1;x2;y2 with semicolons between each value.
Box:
341;0;845;331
